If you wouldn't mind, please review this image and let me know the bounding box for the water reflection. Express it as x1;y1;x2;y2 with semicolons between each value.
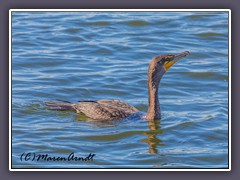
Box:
141;120;164;154
75;112;164;154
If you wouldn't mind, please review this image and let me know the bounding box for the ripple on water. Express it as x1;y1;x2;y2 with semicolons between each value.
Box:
124;20;151;26
195;32;226;38
11;11;229;169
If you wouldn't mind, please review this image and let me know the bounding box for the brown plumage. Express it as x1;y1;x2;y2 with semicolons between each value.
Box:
45;51;190;121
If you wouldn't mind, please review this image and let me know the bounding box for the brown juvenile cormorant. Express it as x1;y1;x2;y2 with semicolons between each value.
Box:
45;51;190;121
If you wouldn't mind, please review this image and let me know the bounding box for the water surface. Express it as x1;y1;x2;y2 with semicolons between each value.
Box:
11;11;229;169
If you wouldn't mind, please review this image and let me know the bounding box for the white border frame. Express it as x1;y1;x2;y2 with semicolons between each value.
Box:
9;9;231;171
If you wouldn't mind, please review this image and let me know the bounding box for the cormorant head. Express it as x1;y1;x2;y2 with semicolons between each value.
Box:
162;51;190;71
149;51;190;74
148;51;190;82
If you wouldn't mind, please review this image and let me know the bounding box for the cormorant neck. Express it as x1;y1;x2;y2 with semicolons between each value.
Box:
146;66;165;121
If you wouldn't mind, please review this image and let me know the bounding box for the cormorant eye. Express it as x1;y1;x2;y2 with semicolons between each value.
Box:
164;57;170;61
164;55;173;61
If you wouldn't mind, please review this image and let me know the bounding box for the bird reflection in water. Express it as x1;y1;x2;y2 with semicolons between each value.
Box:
75;113;164;154
141;119;164;154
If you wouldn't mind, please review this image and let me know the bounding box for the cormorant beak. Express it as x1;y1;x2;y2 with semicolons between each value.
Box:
164;51;190;71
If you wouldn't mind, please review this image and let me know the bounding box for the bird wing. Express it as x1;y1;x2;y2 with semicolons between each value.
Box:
72;99;139;120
